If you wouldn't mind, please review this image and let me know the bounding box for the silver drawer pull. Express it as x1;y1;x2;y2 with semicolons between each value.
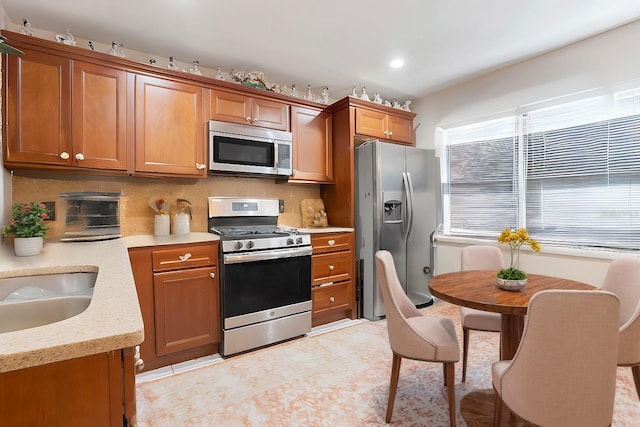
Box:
328;239;335;246
210;272;216;279
179;253;192;262
134;345;145;371
329;265;335;271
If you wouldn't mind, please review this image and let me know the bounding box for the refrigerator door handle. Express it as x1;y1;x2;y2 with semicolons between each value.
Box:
406;171;415;239
401;172;412;241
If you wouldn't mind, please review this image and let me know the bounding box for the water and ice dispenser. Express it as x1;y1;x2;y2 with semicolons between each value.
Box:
383;191;403;223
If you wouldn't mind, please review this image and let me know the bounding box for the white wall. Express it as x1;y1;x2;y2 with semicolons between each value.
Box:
412;19;640;285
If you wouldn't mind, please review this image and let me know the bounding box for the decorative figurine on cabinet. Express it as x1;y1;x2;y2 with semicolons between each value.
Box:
189;60;202;75
321;87;330;104
351;86;358;97
149;58;157;66
402;100;412;112
360;86;370;101
109;42;125;57
290;84;297;98
20;18;33;36
87;41;95;51
167;56;178;70
373;92;382;104
54;28;76;46
305;85;313;101
215;67;225;80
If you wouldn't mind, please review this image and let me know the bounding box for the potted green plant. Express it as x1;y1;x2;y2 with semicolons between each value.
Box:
496;227;541;290
2;202;50;256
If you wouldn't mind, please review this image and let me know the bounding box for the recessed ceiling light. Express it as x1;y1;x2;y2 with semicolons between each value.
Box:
390;59;404;69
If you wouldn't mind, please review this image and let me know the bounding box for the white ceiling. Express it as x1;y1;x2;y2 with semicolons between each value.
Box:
2;0;640;102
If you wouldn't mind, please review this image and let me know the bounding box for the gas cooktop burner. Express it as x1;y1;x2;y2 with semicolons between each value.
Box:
211;226;298;239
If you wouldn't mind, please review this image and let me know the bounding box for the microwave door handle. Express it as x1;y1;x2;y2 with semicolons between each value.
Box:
273;141;279;171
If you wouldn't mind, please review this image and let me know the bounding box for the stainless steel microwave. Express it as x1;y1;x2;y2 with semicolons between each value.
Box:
208;120;292;177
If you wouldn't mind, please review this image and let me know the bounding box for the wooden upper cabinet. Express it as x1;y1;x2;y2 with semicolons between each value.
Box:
355;106;414;145
4;49;71;166
290;106;333;183
134;75;207;177
210;89;289;131
72;61;128;170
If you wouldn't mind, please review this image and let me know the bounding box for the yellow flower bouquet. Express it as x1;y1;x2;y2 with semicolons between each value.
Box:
497;227;541;280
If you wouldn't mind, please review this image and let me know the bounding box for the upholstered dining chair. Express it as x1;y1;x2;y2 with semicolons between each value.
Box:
459;245;504;382
492;290;620;427
601;256;640;400
375;250;460;426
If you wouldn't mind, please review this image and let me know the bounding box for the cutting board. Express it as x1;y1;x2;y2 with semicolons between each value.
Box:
301;199;329;228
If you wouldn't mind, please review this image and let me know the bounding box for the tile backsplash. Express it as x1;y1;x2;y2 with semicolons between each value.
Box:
11;172;321;239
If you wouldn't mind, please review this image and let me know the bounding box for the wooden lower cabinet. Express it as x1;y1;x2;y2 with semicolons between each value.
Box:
0;349;136;427
128;241;220;372
310;232;355;326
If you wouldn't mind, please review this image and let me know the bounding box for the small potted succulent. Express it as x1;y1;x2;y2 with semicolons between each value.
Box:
496;227;541;290
2;202;50;256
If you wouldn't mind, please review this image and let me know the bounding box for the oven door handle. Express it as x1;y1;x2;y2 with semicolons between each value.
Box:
224;246;312;264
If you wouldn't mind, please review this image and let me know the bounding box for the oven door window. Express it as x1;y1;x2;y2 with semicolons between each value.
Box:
222;255;311;318
213;135;274;167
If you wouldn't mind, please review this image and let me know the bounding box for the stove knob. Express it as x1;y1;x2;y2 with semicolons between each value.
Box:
287;238;294;245
234;241;243;250
246;240;255;249
296;237;303;244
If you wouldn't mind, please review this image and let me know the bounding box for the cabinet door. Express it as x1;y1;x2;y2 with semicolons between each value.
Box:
210;89;252;126
72;61;128;170
387;114;414;144
252;97;290;130
354;107;387;140
153;266;219;355
4;49;71;166
135;75;206;176
290;106;333;182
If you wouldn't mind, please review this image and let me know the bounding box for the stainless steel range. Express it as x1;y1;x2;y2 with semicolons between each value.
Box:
208;197;312;357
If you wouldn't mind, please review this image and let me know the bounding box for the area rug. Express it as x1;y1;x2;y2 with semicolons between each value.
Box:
135;300;640;426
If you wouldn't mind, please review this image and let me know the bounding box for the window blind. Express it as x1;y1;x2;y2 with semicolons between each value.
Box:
442;87;640;251
444;117;519;236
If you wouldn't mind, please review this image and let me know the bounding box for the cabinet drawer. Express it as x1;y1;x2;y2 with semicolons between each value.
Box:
312;251;351;286
312;281;351;314
152;244;217;271
311;233;352;254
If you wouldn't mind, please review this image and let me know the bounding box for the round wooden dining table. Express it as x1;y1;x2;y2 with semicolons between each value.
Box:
428;270;596;426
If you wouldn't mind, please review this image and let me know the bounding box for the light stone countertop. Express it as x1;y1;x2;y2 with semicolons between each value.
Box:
296;227;354;234
0;232;219;373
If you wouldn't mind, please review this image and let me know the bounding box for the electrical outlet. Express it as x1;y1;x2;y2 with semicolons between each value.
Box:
279;199;285;213
42;201;55;221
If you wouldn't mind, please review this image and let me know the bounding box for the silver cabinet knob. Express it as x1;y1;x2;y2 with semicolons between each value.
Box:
329;296;335;303
195;163;206;170
60;151;70;160
210;272;216;279
328;239;335;246
245;116;252;122
253;118;258;122
388;131;393;136
329;265;335;271
75;153;85;161
179;253;192;262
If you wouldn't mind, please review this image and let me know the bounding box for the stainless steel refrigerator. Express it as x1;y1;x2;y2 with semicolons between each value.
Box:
355;140;437;320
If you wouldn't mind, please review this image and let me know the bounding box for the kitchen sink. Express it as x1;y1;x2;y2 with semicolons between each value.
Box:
0;295;92;333
0;272;97;333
